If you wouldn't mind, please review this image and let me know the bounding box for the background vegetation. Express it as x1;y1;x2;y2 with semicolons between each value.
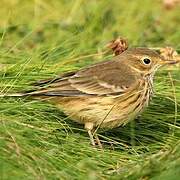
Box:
0;0;179;179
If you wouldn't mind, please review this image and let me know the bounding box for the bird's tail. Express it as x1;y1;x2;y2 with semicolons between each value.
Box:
0;92;27;98
0;89;50;98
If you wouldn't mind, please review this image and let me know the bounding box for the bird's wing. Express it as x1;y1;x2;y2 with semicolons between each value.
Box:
31;58;138;96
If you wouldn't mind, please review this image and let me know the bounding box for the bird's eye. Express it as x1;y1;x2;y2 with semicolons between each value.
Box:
142;58;151;65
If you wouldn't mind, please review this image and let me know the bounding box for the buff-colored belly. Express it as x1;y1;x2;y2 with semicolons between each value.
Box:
52;91;148;128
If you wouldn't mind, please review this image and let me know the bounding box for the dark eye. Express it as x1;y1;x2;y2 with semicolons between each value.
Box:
143;58;151;65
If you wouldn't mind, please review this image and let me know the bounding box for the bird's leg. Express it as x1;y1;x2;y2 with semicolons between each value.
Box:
94;134;103;149
87;130;95;146
85;122;103;148
85;122;95;146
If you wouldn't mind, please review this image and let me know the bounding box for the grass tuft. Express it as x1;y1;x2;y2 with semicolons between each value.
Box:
0;1;179;179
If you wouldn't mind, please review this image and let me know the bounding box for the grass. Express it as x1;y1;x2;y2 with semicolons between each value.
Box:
0;0;180;179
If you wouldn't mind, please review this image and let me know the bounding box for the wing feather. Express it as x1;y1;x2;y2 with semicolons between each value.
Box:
30;57;138;96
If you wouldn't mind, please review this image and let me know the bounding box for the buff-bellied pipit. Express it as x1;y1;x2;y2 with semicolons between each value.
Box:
1;47;178;146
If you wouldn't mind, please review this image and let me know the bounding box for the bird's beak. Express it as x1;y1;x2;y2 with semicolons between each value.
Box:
159;57;178;66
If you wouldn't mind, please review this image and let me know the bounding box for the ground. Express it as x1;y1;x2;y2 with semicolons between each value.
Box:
0;0;179;179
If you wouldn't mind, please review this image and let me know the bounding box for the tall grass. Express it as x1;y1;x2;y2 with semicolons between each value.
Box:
0;0;179;179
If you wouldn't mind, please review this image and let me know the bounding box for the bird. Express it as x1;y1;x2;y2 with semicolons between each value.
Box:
1;48;177;147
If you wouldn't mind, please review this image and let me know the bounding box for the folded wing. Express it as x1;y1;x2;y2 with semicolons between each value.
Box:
30;58;138;96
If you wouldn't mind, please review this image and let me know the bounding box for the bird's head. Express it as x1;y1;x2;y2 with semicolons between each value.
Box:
121;48;177;76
